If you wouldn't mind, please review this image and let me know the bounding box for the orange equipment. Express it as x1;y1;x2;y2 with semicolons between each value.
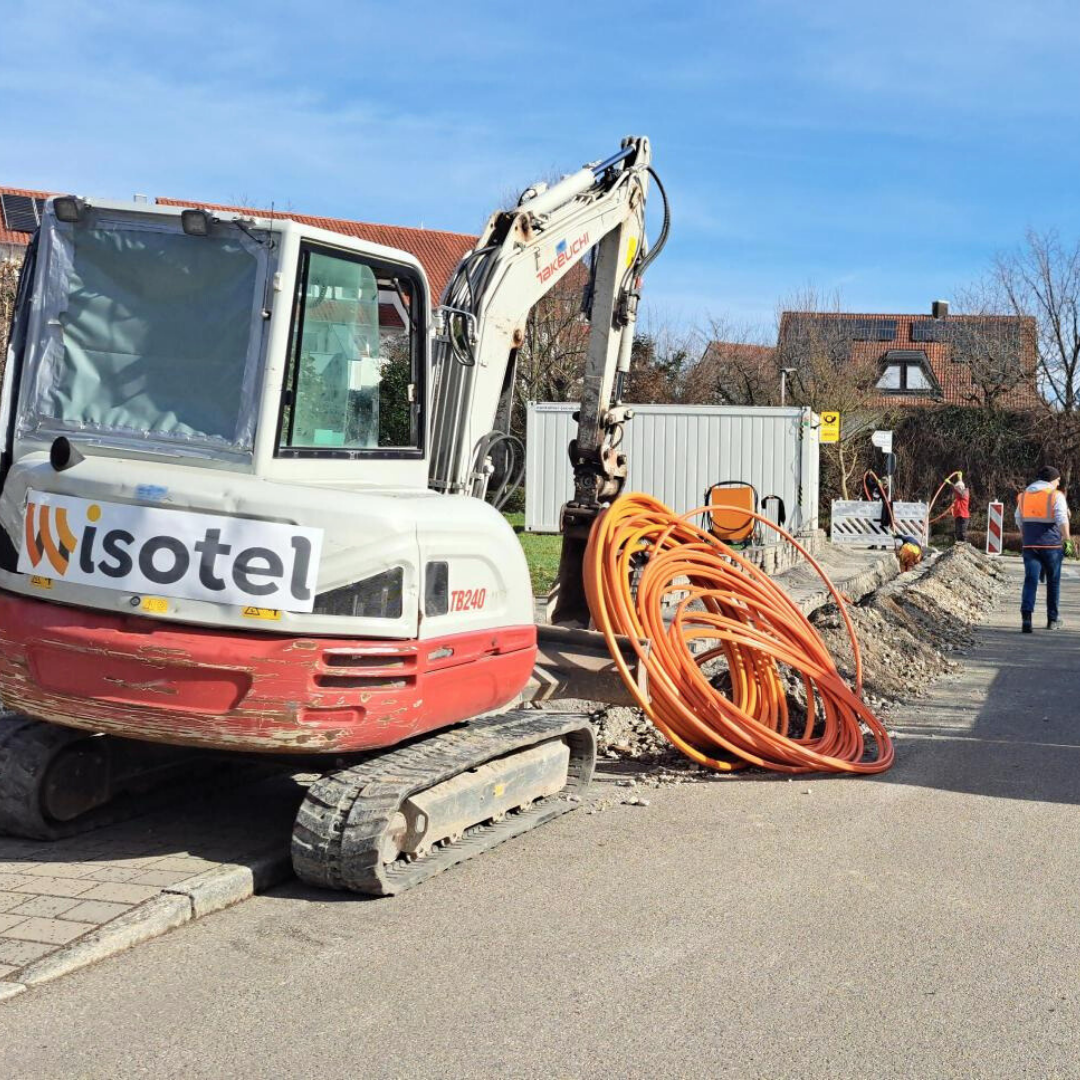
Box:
585;493;894;775
704;481;758;545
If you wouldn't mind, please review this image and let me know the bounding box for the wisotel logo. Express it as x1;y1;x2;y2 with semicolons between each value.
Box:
19;492;324;613
24;500;84;575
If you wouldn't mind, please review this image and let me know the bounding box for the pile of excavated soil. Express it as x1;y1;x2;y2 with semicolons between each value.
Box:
589;544;1009;777
811;543;1009;707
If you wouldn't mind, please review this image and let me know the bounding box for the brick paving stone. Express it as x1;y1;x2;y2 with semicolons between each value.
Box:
2;916;97;945
83;867;145;883
0;938;54;965
13;876;99;899
20;862;107;879
59;900;131;925
0;772;304;985
129;869;201;887
97;856;175;869
77;882;162;905
143;857;218;873
6;895;84;918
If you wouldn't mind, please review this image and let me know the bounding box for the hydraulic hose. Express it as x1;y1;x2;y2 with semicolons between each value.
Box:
584;494;894;775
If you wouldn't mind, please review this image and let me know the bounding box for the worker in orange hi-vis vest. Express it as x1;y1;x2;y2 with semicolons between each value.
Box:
950;477;971;543
1015;465;1071;633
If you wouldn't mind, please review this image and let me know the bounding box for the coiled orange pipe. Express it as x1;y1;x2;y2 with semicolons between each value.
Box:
584;493;894;775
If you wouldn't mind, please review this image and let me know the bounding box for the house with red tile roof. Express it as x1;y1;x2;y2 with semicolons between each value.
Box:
0;186;477;299
777;304;1041;410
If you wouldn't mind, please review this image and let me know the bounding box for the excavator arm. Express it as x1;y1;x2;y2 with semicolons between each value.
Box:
427;136;666;625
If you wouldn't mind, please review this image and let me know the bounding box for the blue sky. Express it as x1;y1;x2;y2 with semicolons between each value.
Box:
4;0;1080;334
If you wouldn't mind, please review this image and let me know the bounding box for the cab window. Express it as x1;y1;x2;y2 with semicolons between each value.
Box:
278;246;423;456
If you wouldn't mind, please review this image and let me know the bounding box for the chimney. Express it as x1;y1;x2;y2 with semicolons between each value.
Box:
931;300;949;319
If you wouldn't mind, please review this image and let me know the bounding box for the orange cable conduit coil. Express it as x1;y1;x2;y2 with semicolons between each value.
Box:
584;493;894;775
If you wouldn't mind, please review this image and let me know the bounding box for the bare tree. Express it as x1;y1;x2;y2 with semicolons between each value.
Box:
950;282;1038;409
681;316;777;406
0;255;23;383
510;270;591;437
993;230;1080;412
621;313;695;404
775;286;892;499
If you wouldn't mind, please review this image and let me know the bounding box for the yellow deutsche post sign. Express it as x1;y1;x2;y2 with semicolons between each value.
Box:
819;411;840;443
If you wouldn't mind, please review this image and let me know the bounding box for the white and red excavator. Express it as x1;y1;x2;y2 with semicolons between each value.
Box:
0;137;667;894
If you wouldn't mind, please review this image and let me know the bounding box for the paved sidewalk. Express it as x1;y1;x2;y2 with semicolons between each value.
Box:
0;774;303;994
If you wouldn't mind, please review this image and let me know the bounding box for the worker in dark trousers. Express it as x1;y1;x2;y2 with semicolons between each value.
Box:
950;477;971;543
1016;466;1071;633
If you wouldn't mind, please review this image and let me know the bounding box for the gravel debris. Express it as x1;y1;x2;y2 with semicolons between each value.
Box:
811;543;1008;708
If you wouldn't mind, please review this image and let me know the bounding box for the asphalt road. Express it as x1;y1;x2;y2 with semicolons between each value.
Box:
4;561;1080;1079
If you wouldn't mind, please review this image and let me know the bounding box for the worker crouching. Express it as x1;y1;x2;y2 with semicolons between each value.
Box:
1016;466;1071;633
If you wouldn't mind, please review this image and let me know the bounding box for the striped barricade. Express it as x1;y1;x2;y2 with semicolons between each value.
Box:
986;501;1004;555
830;500;929;547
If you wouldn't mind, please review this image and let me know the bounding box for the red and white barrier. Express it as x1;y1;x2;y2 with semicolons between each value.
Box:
986;501;1004;555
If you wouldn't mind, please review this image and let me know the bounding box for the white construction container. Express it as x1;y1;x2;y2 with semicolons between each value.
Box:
525;403;820;535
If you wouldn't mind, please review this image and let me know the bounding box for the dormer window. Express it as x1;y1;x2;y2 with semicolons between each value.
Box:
876;349;941;396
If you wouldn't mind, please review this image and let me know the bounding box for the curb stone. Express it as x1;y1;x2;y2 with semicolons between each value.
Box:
163;847;293;919
6;847;293;993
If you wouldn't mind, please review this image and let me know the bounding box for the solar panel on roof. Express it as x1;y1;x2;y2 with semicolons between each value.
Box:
852;318;897;341
1;194;40;232
911;320;947;342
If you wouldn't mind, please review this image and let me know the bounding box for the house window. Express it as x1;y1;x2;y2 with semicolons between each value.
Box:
876;350;938;395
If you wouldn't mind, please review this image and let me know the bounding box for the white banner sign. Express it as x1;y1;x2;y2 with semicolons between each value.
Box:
19;490;323;612
830;500;929;547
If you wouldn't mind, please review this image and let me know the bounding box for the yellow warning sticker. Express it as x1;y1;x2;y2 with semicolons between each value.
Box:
242;606;281;621
140;596;168;614
30;575;52;589
625;234;638;268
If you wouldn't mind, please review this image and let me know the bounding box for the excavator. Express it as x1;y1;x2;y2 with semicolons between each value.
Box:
0;137;666;894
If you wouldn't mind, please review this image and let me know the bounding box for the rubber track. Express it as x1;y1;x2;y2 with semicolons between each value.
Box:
0;713;96;840
291;710;597;897
0;713;262;841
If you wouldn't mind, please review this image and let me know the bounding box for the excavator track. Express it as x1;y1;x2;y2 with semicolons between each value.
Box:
0;714;100;840
291;710;596;897
0;713;253;841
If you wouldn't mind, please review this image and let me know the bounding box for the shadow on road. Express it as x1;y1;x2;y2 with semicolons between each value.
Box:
876;564;1080;805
